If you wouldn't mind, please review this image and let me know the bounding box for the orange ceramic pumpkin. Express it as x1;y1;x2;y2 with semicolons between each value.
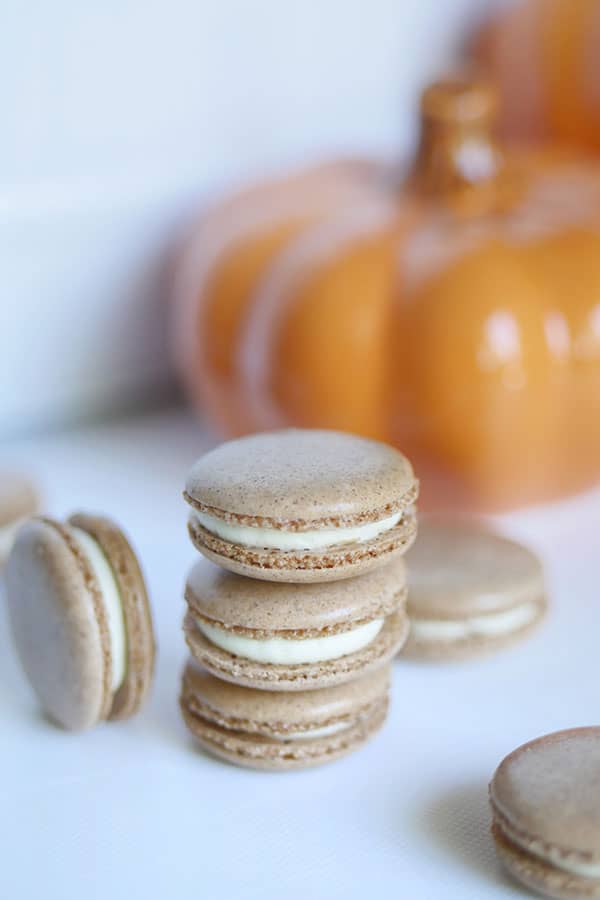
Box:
172;159;385;436
172;79;600;511
473;0;600;153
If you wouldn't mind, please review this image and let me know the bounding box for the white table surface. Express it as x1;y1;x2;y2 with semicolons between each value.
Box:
1;409;599;900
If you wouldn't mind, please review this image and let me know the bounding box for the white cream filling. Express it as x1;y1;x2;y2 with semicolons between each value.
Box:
193;510;402;551
411;601;539;643
0;518;26;561
529;845;600;880
71;527;127;693
273;721;351;742
196;617;384;665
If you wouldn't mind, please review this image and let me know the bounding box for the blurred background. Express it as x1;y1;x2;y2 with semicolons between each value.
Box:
2;0;486;431
3;0;600;512
4;7;600;897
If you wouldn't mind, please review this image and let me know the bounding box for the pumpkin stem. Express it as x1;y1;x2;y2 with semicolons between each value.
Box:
412;77;507;214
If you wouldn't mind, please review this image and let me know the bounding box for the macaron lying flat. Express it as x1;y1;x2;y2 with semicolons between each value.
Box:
5;513;156;730
180;661;391;770
184;429;418;583
184;557;408;690
0;472;39;566
490;728;600;899
403;519;546;660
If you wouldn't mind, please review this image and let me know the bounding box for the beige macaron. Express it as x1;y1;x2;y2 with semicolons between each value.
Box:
490;727;600;899
180;660;391;770
184;557;408;690
5;513;156;731
402;518;546;660
184;429;418;583
0;472;39;566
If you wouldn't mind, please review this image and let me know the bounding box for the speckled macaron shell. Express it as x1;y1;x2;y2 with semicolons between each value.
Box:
6;517;114;730
185;429;416;524
68;513;156;721
402;518;546;660
184;557;409;690
184;429;418;582
5;514;155;730
185;556;407;634
0;473;39;564
180;661;391;770
490;728;600;899
187;516;417;583
184;610;407;691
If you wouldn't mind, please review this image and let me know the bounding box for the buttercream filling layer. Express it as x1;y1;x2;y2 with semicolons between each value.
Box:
196;617;384;664
501;826;600;880
200;715;352;743
530;844;600;879
410;601;539;643
72;527;127;692
193;510;402;551
271;721;352;741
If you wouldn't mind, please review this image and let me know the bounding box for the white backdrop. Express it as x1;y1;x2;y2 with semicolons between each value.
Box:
1;0;505;434
2;409;599;900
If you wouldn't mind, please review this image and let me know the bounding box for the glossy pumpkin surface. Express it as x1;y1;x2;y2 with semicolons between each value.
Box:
172;81;600;511
474;0;600;153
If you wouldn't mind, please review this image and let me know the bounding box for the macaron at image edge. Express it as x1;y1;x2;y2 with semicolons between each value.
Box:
402;518;547;661
0;472;40;565
5;513;156;731
184;429;418;583
490;727;600;900
180;661;392;770
183;556;409;691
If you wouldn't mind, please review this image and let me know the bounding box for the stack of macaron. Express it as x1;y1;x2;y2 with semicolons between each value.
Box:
179;429;418;770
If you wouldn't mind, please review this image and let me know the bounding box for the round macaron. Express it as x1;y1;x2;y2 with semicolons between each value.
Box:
402;518;546;660
0;472;39;566
184;429;418;583
490;728;600;900
5;513;156;730
180;661;391;770
184;557;408;691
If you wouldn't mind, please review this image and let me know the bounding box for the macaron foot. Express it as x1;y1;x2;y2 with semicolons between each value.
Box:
179;663;391;770
492;823;600;900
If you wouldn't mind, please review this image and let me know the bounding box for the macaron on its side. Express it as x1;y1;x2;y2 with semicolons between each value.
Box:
5;514;155;730
6;517;114;730
69;513;156;721
184;429;418;582
0;473;40;565
180;662;391;770
183;558;409;690
402;519;547;661
490;728;600;900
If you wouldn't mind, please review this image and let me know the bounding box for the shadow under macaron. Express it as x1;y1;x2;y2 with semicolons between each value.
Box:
416;781;524;894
